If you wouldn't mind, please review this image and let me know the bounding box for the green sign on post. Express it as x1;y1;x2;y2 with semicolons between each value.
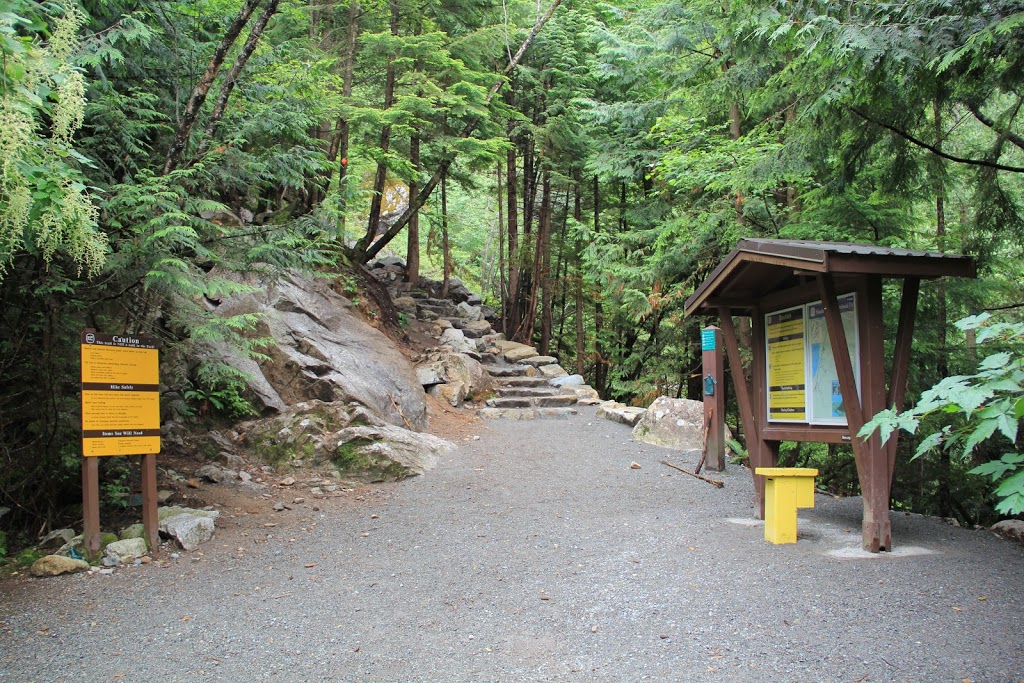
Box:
701;328;716;351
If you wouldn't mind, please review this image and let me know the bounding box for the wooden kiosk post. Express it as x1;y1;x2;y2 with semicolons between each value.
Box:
684;240;975;552
701;326;726;472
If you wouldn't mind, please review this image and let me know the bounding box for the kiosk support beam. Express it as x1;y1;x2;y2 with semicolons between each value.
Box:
748;305;778;518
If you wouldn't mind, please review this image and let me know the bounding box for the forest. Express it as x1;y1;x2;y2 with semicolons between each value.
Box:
1;0;1022;553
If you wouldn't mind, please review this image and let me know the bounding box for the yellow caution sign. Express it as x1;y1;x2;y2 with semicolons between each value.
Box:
81;331;161;456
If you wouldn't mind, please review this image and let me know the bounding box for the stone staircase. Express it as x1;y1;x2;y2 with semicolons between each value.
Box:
477;341;600;420
369;257;601;420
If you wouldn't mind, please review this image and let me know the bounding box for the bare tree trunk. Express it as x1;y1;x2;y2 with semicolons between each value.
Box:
933;97;952;517
728;101;746;222
505;139;520;336
163;0;263;175
362;0;400;251
538;171;553;355
574;175;585;375
593;173;607;395
440;171;452;297
405;133;421;285
497;162;507;326
327;0;361;231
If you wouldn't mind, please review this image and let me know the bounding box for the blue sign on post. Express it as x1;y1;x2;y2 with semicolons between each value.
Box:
701;328;716;352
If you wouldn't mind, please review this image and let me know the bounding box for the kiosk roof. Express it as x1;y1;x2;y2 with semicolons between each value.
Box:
684;239;975;317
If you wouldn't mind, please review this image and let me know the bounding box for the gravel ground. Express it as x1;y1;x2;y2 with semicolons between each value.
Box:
2;405;1022;682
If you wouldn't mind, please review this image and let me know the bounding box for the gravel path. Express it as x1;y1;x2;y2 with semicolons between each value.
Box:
2;405;1022;682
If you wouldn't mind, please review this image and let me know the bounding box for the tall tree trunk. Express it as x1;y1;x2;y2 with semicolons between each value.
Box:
505;141;520;336
360;0;400;254
554;185;571;350
163;0;263;175
574;175;585;375
537;171;553;355
405;133;421;285
593;174;607;395
933;97;952;517
440;170;452;297
497;162;507;324
327;0;361;231
728;101;746;222
514;134;536;342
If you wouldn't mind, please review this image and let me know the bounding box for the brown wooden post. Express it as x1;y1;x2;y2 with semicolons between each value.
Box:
718;309;758;455
82;457;101;561
817;274;890;551
886;277;920;482
748;305;776;518
701;326;726;471
141;453;160;554
860;276;892;550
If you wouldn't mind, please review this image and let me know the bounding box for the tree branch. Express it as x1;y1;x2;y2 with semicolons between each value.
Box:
849;106;1024;174
968;98;1024;153
193;0;281;162
162;0;263;175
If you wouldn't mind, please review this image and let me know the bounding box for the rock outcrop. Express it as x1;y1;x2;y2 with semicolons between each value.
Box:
213;271;427;431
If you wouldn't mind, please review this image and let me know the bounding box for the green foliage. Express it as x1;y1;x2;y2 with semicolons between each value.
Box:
185;362;258;419
862;314;1024;514
0;1;107;279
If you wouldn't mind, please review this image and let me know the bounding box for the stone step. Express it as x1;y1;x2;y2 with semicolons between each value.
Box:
520;355;558;367
486;397;532;409
485;364;532;378
485;394;578;409
462;326;492;339
494;376;549;388
494;386;562;398
418;303;456;317
535;394;578;408
479;407;578;420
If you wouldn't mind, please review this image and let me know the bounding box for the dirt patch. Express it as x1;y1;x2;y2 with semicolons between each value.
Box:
425;393;488;442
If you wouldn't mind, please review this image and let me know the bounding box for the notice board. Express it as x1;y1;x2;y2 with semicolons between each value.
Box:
81;331;161;456
765;293;859;425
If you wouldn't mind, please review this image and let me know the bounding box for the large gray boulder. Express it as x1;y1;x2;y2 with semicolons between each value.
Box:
160;514;216;551
438;328;477;354
213;272;427;431
631;396;731;450
321;425;454;481
440;353;492;400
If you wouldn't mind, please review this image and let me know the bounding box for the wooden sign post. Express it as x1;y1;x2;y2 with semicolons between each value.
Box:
701;326;726;472
80;330;161;559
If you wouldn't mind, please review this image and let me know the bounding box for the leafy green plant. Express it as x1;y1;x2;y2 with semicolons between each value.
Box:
185;363;258;419
861;314;1024;514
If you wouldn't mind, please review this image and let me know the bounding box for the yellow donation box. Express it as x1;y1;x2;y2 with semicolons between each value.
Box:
754;467;818;544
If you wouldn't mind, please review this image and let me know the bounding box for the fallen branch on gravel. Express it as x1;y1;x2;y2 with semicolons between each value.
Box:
660;459;724;488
